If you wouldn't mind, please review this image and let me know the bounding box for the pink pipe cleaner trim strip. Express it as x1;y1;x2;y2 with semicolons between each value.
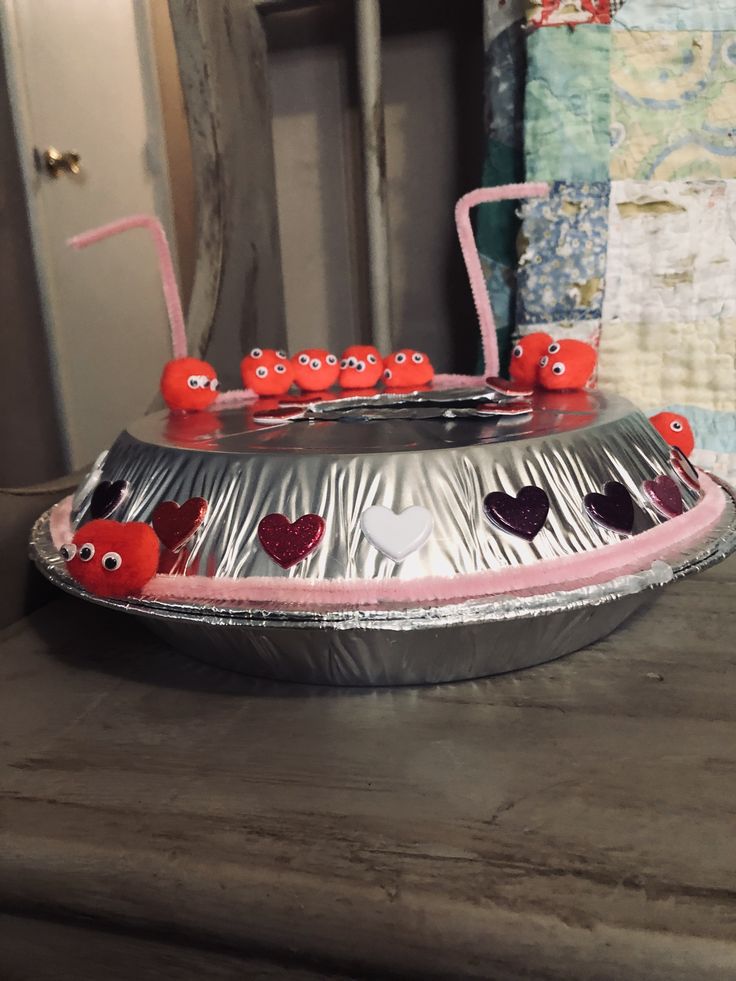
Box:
214;388;258;409
455;183;549;379
68;214;188;361
48;474;726;610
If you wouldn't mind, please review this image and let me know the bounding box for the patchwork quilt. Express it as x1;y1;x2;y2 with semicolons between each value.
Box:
480;0;736;480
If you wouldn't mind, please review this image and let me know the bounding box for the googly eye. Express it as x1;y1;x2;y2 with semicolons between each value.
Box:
347;357;357;368
548;342;561;355
60;543;76;561
187;375;200;389
395;353;406;364
512;344;523;359
552;362;566;376
411;353;423;364
102;551;122;572
355;361;365;373
274;363;287;374
209;378;219;391
250;348;263;359
199;375;211;387
340;359;348;369
255;366;268;379
78;543;95;562
326;354;337;365
276;350;287;360
670;420;683;432
539;355;549;368
384;368;392;380
367;354;377;364
298;354;310;365
310;358;321;370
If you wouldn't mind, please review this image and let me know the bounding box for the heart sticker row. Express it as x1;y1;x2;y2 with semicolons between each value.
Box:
78;445;700;570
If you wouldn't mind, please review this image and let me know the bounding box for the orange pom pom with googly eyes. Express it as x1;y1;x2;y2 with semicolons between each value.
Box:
508;332;553;387
61;519;160;599
161;357;219;412
537;339;597;391
338;346;383;389
241;348;294;396
382;349;434;388
292;348;340;392
648;412;695;456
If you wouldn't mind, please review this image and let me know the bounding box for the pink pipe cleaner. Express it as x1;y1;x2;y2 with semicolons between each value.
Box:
68;214;188;360
455;182;549;379
213;388;258;409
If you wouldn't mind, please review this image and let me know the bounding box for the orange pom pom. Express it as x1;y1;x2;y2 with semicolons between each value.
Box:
161;357;219;412
62;520;160;598
648;412;695;456
338;346;383;389
292;348;340;392
241;348;294;396
537;339;597;391
509;332;553;387
382;350;434;388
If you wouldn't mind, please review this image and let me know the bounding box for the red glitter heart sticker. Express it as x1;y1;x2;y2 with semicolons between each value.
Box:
642;475;683;519
258;513;325;569
152;497;209;552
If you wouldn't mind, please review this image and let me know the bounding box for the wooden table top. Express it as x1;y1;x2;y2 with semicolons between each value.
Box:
1;557;735;980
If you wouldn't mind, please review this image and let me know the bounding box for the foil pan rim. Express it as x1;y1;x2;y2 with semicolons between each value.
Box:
30;481;736;631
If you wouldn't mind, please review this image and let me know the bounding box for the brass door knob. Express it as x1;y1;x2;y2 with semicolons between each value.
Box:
38;146;81;177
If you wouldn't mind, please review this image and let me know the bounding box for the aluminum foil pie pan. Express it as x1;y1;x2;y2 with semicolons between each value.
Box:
29;388;736;686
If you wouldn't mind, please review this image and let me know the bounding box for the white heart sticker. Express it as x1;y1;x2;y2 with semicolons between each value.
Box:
360;505;433;563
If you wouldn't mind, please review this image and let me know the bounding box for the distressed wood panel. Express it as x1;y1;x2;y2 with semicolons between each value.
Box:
0;557;734;979
168;0;286;388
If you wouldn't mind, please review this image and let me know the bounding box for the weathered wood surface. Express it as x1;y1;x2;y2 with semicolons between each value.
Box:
1;557;735;980
0;914;359;980
168;0;286;387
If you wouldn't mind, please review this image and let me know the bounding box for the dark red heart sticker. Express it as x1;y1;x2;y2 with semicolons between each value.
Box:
90;480;129;519
670;446;700;491
642;475;683;519
152;497;209;552
258;513;325;569
584;481;634;534
483;486;549;541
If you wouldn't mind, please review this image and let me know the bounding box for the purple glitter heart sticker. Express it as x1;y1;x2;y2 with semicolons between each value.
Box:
584;481;634;535
483;486;550;541
90;480;129;519
642;475;683;519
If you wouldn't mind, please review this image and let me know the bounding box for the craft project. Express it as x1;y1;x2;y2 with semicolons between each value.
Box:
241;349;294;396
257;513;325;569
538;339;597;391
649;412;695;457
509;332;553;386
68;215;225;413
338;346;383;389
292;349;340;392
61;520;160;599
30;185;736;687
360;505;433;562
383;351;434;388
483;486;550;541
584;482;635;535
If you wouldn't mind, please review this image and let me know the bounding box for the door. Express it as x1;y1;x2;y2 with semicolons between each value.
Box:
1;0;177;468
